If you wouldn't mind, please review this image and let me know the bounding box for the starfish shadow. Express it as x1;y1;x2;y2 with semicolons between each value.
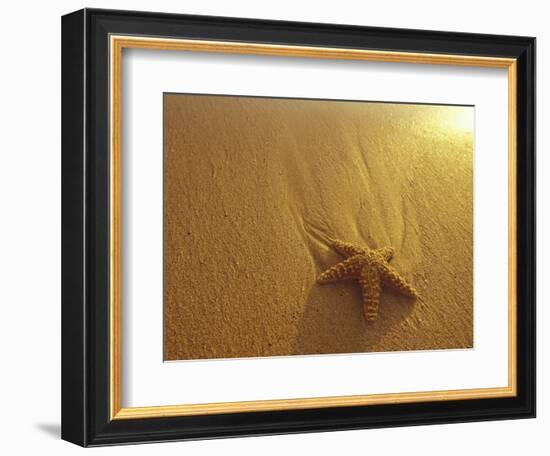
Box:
292;281;416;355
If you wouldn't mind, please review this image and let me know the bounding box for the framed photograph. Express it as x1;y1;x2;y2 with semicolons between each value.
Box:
61;8;535;447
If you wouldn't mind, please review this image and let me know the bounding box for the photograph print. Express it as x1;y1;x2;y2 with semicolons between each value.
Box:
163;93;474;361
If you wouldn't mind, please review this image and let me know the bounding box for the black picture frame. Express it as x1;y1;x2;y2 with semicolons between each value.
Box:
62;8;535;447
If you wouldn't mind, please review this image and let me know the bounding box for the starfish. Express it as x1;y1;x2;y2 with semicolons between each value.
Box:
317;239;418;322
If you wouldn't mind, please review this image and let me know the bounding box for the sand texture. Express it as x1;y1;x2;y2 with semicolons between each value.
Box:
163;94;473;361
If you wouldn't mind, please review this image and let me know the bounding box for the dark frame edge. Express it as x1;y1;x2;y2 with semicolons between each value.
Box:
515;37;536;419
78;6;537;44
62;8;88;447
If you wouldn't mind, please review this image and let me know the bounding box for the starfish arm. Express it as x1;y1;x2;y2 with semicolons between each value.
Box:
330;239;367;258
358;264;381;322
374;246;394;262
378;262;418;298
317;254;365;283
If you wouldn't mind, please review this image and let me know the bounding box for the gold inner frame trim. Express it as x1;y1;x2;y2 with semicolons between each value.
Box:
109;34;518;421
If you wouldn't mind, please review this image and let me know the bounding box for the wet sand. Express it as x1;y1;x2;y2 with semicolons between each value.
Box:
163;94;473;361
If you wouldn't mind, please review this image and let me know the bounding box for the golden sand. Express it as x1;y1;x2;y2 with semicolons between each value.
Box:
163;94;473;361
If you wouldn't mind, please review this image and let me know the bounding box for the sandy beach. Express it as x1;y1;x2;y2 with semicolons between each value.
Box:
163;94;473;361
